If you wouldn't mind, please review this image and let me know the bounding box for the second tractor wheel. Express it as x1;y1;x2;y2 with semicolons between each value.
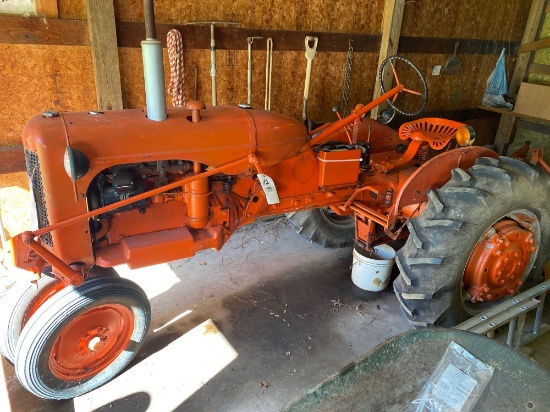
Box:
394;156;550;327
0;275;64;363
287;208;355;248
15;276;150;399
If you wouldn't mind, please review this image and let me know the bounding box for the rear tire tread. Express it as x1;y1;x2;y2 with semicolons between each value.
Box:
287;208;355;248
394;156;550;327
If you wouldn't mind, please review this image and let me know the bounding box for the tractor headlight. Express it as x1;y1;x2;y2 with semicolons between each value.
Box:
456;125;476;146
64;146;90;182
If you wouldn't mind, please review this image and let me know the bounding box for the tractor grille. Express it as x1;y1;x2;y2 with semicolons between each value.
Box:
24;149;53;247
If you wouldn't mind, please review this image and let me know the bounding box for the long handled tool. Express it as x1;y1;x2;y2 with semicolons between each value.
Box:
302;36;318;122
185;21;237;106
247;36;263;105
265;37;273;110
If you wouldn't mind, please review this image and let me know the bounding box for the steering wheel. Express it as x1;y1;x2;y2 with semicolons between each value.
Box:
378;56;428;117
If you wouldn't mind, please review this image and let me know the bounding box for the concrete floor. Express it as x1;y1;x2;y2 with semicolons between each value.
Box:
2;218;413;411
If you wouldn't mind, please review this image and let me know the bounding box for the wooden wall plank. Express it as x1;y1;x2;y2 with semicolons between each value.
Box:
0;45;96;148
117;23;381;52
85;0;123;110
517;119;550;135
399;38;520;55
509;0;547;97
371;0;405;119
401;0;530;41
109;0;385;34
0;16;520;55
0;147;26;174
0;16;88;46
495;0;547;153
518;37;550;54
530;63;550;75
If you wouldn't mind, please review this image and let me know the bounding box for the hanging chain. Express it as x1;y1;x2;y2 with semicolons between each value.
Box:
341;39;354;116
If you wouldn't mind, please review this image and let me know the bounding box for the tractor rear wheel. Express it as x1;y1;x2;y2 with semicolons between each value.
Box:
394;156;550;327
287;208;355;248
15;276;150;399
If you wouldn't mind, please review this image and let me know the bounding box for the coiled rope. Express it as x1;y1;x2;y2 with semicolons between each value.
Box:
167;29;185;107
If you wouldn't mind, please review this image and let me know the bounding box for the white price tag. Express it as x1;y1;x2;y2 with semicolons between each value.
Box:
257;174;280;205
432;364;477;411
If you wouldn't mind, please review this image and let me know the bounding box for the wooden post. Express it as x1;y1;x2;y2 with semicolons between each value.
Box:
494;0;546;152
85;0;123;110
37;0;59;18
509;0;546;97
371;0;405;120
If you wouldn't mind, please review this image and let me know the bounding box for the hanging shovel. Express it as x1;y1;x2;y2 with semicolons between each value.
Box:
302;36;318;122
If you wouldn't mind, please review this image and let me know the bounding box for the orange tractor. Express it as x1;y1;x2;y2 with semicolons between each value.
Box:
3;9;550;399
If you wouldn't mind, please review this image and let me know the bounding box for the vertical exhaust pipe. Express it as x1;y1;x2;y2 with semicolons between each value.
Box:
141;0;167;121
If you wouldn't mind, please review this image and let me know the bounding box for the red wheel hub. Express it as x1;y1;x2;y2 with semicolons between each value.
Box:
464;218;537;303
49;304;134;381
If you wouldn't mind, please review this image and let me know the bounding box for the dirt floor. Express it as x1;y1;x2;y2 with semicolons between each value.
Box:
1;214;413;412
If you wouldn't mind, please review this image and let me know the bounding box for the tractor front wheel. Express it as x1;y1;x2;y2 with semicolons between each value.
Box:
287;208;355;248
0;274;64;364
394;156;550;327
15;276;150;399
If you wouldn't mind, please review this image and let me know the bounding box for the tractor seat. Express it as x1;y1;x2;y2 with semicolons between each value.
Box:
399;118;467;149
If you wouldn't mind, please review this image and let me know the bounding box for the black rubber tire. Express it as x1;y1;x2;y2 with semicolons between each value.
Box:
394;156;550;327
15;277;151;399
287;208;355;248
0;266;118;364
0;275;62;364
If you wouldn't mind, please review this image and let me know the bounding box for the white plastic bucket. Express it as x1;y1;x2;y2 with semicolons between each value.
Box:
351;244;396;292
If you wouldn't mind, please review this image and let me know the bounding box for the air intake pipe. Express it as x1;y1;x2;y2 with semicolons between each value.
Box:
141;0;167;121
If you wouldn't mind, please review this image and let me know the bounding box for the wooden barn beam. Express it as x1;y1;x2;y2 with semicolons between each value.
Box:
85;0;123;110
529;63;550;75
371;0;405;119
0;16;521;55
0;147;26;174
509;0;547;97
518;37;550;54
494;0;546;153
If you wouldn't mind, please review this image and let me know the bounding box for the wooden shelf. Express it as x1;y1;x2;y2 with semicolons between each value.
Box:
478;105;550;124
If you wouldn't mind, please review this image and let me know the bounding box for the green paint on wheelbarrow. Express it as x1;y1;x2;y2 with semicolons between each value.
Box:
285;328;550;412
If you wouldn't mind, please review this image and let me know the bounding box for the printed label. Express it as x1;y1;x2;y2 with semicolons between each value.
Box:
432;364;477;411
257;174;280;205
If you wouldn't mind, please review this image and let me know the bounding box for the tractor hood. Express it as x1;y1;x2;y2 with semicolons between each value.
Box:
22;105;308;175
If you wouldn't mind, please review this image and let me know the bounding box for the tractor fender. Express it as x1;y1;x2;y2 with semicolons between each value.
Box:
389;146;499;226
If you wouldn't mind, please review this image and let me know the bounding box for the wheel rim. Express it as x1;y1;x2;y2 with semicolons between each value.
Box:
319;208;355;229
463;210;540;314
49;304;134;381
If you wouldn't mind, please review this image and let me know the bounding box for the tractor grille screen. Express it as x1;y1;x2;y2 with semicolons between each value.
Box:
24;149;53;247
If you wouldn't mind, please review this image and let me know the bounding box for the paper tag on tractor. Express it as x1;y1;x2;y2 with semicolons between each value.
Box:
257;174;280;205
